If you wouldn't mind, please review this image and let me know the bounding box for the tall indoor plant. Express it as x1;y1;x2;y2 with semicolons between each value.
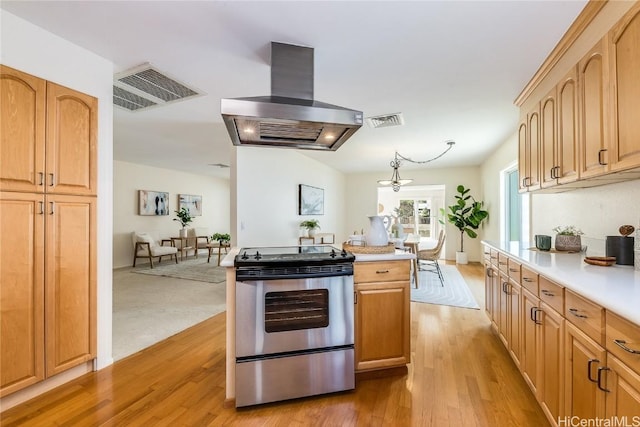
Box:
440;185;489;264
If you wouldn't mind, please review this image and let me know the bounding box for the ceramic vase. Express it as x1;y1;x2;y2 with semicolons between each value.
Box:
179;228;187;238
456;251;468;264
366;216;389;246
555;234;581;252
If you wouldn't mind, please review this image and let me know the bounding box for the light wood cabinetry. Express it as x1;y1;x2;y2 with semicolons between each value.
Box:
354;260;410;372
484;243;640;426
608;2;640;173
0;65;97;397
0;65;97;196
578;37;609;179
517;3;640;191
564;321;606;420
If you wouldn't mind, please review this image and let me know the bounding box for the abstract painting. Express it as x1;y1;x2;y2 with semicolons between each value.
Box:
299;184;324;215
139;190;169;215
179;194;202;216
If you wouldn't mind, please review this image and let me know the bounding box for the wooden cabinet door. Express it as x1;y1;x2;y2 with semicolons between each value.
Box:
527;107;541;190
517;119;528;192
557;67;580;184
521;288;540;395
498;272;509;347
564;322;606;420
539;303;565;422
355;280;410;372
508;280;522;368
0;192;45;397
46;82;98;196
578;38;609;179
0;65;46;193
609;2;640;172
605;355;640;418
540;90;558;189
484;265;496;324
45;194;96;376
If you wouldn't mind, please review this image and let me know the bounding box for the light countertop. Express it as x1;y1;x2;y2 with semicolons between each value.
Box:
482;240;640;326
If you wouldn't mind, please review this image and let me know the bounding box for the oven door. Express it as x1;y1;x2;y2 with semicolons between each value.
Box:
235;275;354;358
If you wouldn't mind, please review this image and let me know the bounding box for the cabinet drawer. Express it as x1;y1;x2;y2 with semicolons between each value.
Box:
606;312;640;376
565;290;604;345
355;261;410;283
521;266;539;295
538;276;564;314
489;249;499;267
507;258;521;283
498;253;509;274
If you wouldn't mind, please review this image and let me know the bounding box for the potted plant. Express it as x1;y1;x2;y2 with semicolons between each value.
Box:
440;185;489;264
553;225;583;252
173;207;193;237
211;232;231;245
300;219;320;237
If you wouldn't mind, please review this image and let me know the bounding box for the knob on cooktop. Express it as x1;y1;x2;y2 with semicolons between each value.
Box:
341;249;348;257
241;251;248;260
330;249;337;258
254;251;262;260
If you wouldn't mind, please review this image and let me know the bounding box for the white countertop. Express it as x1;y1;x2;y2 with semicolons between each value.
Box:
482;240;640;325
220;247;240;267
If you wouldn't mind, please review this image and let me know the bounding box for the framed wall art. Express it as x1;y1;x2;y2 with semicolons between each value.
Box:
178;194;202;216
298;184;324;215
139;190;169;216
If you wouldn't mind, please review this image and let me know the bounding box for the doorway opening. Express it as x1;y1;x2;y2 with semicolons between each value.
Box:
377;184;445;251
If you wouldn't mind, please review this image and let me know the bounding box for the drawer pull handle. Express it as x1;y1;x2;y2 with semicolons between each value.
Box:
568;308;588;319
486;268;493;277
502;282;509;294
49;173;55;186
531;307;542;325
587;359;599;383
614;339;640;354
509;268;518;272
38;201;44;215
541;289;555;297
523;277;533;282
375;270;389;274
38;172;44;186
597;367;610;392
598;149;608;166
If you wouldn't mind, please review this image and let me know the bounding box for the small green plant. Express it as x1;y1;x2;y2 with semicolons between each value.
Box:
300;219;320;230
173;207;193;228
440;185;489;252
553;225;583;236
211;232;231;243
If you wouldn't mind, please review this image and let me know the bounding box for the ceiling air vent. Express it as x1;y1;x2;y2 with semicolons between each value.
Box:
113;63;203;111
366;113;404;128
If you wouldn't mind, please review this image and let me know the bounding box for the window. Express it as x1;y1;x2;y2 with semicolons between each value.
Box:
502;165;529;243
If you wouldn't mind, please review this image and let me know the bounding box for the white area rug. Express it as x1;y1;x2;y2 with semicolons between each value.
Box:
411;264;480;310
113;266;226;361
132;257;227;283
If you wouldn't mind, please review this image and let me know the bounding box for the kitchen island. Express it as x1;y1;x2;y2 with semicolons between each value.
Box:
220;247;414;407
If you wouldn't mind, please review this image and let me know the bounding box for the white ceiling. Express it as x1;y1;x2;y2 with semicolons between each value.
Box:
2;1;587;179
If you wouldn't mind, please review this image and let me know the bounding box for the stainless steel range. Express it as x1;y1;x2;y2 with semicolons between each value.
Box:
234;245;356;407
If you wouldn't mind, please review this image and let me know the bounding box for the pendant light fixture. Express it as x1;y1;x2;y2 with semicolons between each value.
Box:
378;140;456;192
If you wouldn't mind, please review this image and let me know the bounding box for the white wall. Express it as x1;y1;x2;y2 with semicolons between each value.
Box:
1;11;114;368
531;179;640;255
480;132;519;243
233;147;346;247
113;161;230;268
345;166;485;262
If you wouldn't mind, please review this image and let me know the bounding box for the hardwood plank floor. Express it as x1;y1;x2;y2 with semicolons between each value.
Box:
0;262;549;426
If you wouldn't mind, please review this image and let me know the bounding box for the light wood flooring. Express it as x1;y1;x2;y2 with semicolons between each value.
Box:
0;262;549;426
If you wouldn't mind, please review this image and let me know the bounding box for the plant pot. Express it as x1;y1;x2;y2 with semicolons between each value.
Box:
308;228;316;238
179;228;187;238
456;251;468;264
555;234;581;252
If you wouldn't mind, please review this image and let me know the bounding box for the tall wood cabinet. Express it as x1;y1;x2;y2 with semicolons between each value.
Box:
354;260;411;372
0;65;97;397
608;2;640;172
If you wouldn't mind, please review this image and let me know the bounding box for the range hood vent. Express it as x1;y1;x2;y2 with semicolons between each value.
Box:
221;42;363;151
113;63;202;111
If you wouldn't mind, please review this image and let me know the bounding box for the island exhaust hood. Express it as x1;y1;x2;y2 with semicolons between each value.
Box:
221;42;363;151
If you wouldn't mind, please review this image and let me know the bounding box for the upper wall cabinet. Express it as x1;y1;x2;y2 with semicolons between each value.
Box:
608;2;640;172
516;2;640;192
578;38;609;180
0;65;97;196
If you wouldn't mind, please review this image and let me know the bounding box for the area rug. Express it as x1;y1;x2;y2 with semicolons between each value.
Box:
132;257;227;283
411;264;480;309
